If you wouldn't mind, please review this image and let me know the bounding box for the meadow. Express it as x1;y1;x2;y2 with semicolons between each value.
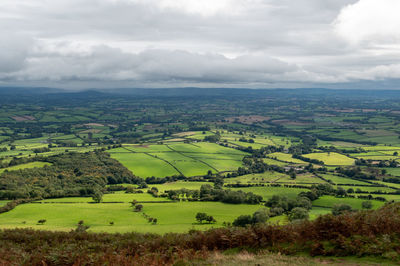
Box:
0;201;264;234
312;195;385;210
303;152;355;166
108;142;247;178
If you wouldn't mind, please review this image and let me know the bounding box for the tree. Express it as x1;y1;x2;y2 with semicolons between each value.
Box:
152;218;157;225
134;204;143;212
288;207;309;221
37;219;46;225
131;200;137;207
213;177;224;189
336;187;347;198
289;171;296;180
92;191;103;203
206;215;216;224
332;204;353;216
232;215;252;227
362;201;373;209
196;212;208;223
251;208;269;224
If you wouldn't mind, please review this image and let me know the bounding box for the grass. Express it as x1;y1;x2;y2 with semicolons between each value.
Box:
225;172;288;184
0;162;51;174
230;186;308;200
0;201;262;234
278;173;328;184
267;152;307;164
109;152;179;178
312;195;385;210
109;142;247;177
320;174;371;185
39;192;171;203
303;152;355;166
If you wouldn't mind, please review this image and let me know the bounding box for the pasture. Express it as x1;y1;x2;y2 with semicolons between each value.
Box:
312;196;385;210
0;201;263;234
108;142;247;178
303;152;355;166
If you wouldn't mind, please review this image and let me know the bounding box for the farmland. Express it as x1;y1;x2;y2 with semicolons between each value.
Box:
1;88;400;238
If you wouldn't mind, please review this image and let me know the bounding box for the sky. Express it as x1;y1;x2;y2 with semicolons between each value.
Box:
1;0;400;90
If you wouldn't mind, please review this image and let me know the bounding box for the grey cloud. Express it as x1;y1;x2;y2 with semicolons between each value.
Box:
0;0;399;89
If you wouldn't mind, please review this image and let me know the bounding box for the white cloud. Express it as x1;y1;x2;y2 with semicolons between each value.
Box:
334;0;400;46
2;0;400;88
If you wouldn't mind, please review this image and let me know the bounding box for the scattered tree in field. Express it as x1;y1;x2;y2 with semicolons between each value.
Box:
92;190;103;203
232;208;269;227
134;204;143;212
362;201;373;209
37;219;46;225
152;218;157;225
232;215;252;227
75;220;90;232
195;212;216;224
332;204;353;216
131;200;137;207
109;221;114;226
195;212;208;223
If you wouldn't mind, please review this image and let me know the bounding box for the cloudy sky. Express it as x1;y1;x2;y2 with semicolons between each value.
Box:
1;0;400;89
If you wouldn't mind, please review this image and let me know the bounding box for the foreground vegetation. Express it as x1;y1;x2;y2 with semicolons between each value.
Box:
1;203;400;265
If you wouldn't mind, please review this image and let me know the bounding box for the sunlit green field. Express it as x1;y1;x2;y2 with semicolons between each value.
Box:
267;152;307;164
312;196;385;210
0;201;263;234
230;186;308;200
303;152;355;166
108;142;247;178
0;162;51;174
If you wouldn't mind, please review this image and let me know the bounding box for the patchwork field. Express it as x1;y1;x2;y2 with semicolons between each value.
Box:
312;196;385;210
0;201;263;234
108;142;247;178
303;152;355;166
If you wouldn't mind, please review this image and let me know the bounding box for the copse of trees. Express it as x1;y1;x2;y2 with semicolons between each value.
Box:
0;151;140;200
232;208;269;227
164;185;262;204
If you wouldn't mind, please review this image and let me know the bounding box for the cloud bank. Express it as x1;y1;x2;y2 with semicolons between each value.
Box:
0;0;400;89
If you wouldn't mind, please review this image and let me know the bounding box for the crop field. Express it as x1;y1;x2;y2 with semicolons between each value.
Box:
108;142;247;178
312;196;385;210
302;152;355;166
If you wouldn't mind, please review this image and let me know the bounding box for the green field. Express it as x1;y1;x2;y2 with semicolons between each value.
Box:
230;186;308;200
320;174;371;185
0;201;263;234
303;152;355;166
225;172;288;184
0;162;52;174
109;142;246;178
313;195;385;210
267;152;307;164
109;152;180;177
